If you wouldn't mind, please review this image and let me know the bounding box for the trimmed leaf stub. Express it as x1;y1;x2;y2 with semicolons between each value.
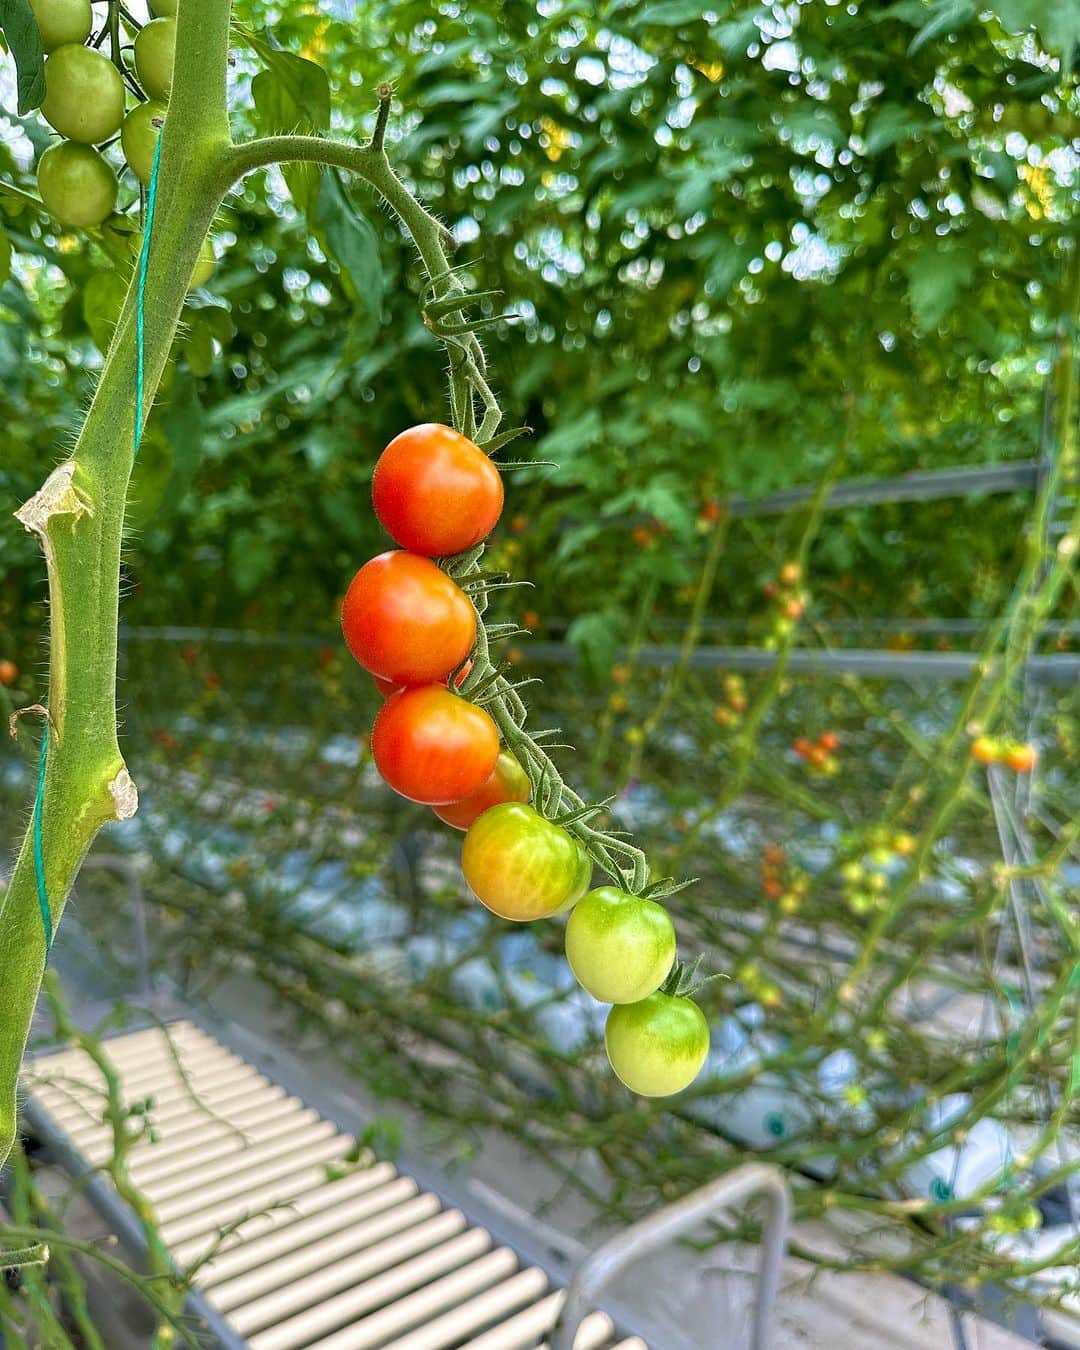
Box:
108;767;139;821
14;462;93;538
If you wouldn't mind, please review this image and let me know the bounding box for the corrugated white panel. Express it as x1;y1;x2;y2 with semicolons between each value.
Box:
26;1023;644;1350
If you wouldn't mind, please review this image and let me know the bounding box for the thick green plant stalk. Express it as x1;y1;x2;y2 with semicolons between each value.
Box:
1;0;235;1172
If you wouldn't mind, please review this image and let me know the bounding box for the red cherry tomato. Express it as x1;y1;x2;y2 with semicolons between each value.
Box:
372;660;472;701
461;803;592;921
372;423;504;557
372;685;499;805
342;551;476;686
433;750;531;830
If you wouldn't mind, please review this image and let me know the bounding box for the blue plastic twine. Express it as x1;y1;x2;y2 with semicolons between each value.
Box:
32;129;165;956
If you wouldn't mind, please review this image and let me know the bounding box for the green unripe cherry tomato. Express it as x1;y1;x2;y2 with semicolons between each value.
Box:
121;100;166;186
461;803;592;922
41;44;125;144
30;0;92;52
605;992;710;1097
37;141;117;228
565;887;677;1004
134;18;175;101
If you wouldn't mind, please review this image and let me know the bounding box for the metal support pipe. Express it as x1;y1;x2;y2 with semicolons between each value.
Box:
551;1163;792;1350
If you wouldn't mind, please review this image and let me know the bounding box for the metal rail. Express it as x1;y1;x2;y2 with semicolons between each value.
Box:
522;643;1080;686
117;628;1079;685
725;460;1041;517
551;1165;791;1350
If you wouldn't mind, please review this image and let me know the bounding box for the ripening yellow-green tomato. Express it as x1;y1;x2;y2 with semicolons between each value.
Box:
462;803;592;922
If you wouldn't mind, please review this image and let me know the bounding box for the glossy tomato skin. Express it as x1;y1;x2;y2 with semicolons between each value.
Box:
372;686;499;805
462;803;592;921
565;887;676;1004
373;424;504;557
342;551;476;687
37;141;117;228
434;751;531;830
605;993;710;1097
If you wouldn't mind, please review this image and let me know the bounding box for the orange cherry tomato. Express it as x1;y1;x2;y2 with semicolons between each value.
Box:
818;731;839;752
433;750;531;829
342;551;476;686
1003;743;1037;773
462;803;592;922
372;423;504;557
0;660;17;687
371;685;499;805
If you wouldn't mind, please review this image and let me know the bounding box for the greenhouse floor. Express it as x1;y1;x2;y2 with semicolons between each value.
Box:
29;933;1044;1350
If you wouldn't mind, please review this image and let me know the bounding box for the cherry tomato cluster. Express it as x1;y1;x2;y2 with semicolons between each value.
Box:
712;671;747;728
792;729;840;776
697;497;724;531
762;560;809;648
760;844;808;914
839;859;889;915
341;423;710;1097
24;1;215;281
970;736;1037;773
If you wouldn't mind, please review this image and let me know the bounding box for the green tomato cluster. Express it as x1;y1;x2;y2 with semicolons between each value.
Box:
28;2;179;240
461;805;709;1097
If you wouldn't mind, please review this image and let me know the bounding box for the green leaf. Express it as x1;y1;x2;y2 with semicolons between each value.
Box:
81;269;127;353
991;1;1080;57
229;528;277;597
316;170;383;355
238;24;330;129
906;244;976;328
0;0;45;114
0;233;11;287
183;315;215;377
908;0;976;55
862;103;928;155
127;433;173;531
639;0;710;24
567;610;622;680
159;369;205;515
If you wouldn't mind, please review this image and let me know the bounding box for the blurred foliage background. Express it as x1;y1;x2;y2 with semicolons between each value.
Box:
1;0;1076;646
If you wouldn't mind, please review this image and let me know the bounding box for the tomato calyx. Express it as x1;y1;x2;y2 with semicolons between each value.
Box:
550;796;616;830
474;423;532;456
638;875;698;902
661;953;723;1001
